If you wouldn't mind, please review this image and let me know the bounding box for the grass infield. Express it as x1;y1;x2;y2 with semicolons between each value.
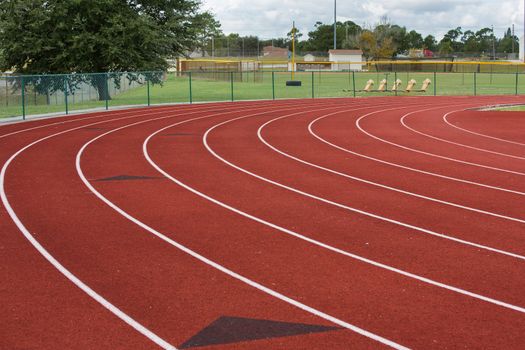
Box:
2;71;525;119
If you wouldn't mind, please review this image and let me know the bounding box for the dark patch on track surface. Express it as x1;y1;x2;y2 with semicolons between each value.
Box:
180;316;340;348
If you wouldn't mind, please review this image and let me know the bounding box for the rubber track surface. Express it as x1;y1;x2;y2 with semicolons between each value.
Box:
2;96;525;349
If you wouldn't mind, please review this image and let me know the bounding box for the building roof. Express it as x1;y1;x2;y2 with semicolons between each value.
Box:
328;49;363;55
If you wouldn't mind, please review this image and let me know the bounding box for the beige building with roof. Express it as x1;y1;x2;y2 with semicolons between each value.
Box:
329;49;363;71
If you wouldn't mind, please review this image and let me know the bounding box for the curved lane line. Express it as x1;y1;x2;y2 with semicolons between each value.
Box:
310;111;525;196
75;107;411;350
401;109;525;160
1;100;309;349
356;107;525;176
257;112;525;224
153;106;525;315
0;114;180;350
443;110;525;147
0;102;254;139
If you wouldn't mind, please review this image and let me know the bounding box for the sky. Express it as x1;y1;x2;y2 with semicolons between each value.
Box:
202;0;525;40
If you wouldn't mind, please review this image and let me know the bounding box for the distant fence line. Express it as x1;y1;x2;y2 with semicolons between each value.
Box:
2;70;525;120
177;58;525;74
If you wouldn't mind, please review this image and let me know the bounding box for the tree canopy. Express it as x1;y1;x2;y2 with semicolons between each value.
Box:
0;0;219;74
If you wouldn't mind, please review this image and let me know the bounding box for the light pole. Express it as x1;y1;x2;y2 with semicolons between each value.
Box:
334;0;337;49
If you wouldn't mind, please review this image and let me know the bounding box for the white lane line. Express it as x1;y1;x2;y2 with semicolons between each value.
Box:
0;102;270;140
443;110;525;147
75;108;411;350
0;100;307;350
148;110;525;317
356;108;525;176
205;108;525;260
0;115;180;350
257;112;525;224
310;111;525;196
401;109;525;160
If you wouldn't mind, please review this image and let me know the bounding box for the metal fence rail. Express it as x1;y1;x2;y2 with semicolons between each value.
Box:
1;70;524;120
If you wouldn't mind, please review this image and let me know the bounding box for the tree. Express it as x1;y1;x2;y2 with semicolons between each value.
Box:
303;21;361;52
0;0;216;99
423;35;437;51
440;27;463;52
498;28;519;54
405;30;424;50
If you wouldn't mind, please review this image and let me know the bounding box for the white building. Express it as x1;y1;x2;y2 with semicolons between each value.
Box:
328;49;363;71
304;54;316;62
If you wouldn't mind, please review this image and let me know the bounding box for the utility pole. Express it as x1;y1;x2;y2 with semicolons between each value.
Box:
492;25;496;60
512;24;515;54
212;37;215;58
334;0;337;49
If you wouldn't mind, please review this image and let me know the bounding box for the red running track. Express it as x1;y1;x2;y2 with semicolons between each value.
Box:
1;96;525;349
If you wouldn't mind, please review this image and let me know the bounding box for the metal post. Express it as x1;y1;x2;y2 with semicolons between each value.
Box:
64;76;69;115
147;77;151;106
311;71;314;98
394;71;398;97
516;73;519;95
21;76;26;120
272;71;275;100
474;72;477;96
105;73;109;110
189;72;193;104
230;72;234;101
512;24;515;54
352;71;356;97
491;25;495;60
333;0;337;49
433;71;437;96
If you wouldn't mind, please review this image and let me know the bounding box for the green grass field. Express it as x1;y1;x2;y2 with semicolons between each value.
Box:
495;105;525;111
2;71;525;119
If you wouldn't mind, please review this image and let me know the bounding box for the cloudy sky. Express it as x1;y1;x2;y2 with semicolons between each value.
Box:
202;0;524;40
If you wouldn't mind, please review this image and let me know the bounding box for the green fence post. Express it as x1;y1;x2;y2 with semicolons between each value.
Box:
474;72;477;96
21;76;26;120
433;71;437;96
352;71;356;98
272;71;275;100
516;73;519;95
311;71;314;98
189;72;193;104
105;73;109;110
230;72;234;102
394;72;398;97
64;76;69;115
147;76;151;106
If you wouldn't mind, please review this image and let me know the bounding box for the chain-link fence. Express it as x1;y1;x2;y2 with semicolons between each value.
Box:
2;70;525;120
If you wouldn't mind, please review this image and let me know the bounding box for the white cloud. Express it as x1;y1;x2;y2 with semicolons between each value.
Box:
202;0;524;40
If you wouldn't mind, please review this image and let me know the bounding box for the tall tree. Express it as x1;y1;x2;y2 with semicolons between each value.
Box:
0;0;217;99
304;21;361;52
423;35;437;51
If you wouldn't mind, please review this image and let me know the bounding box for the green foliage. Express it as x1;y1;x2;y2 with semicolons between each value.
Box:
302;21;361;52
0;0;217;98
423;35;437;51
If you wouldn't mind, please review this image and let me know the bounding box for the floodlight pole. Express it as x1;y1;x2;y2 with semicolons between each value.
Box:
292;21;296;80
492;25;496;60
334;0;337;49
